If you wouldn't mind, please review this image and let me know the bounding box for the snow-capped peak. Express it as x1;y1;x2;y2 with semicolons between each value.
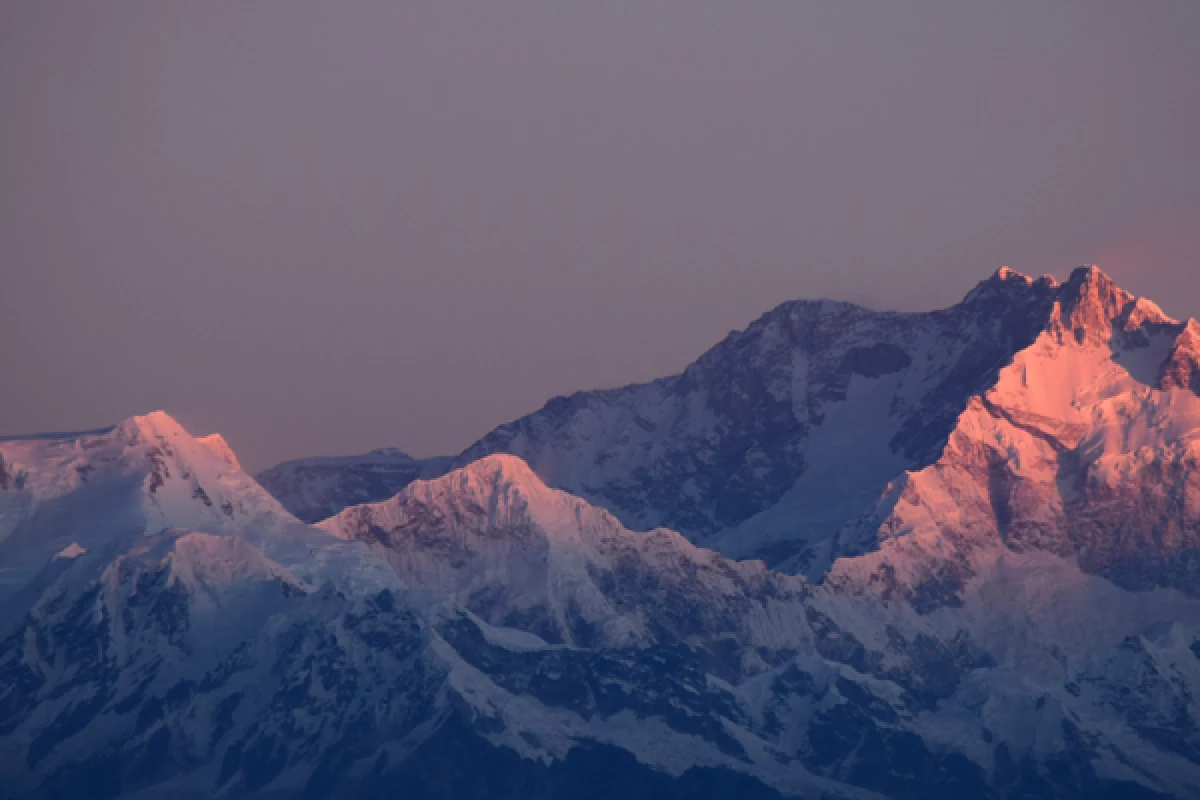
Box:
1040;265;1182;351
440;453;556;502
994;265;1032;284
0;410;304;608
322;452;622;551
113;409;191;444
197;432;241;469
321;452;798;650
960;264;1058;308
261;264;1199;589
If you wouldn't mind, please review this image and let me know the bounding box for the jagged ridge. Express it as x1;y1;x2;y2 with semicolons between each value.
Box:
261;265;1200;581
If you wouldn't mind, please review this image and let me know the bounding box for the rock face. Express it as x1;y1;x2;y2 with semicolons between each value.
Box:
6;266;1200;799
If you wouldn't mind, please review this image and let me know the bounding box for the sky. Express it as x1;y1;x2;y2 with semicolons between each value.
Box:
2;2;1199;471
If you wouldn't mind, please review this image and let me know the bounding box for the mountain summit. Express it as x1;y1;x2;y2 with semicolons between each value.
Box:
0;411;294;597
263;265;1200;579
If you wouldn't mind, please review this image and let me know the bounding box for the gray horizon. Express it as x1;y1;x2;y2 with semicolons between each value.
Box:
3;1;1198;471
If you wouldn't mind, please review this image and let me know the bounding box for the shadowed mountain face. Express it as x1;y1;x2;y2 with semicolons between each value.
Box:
5;410;1200;799
260;266;1200;579
5;267;1200;799
255;449;452;525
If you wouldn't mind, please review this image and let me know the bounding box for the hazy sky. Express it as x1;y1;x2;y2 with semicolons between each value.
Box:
3;2;1199;471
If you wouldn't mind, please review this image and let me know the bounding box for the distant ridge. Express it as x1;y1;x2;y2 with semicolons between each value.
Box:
0;424;117;442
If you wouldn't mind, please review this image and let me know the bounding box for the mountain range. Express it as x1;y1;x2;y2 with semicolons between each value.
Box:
3;266;1199;799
